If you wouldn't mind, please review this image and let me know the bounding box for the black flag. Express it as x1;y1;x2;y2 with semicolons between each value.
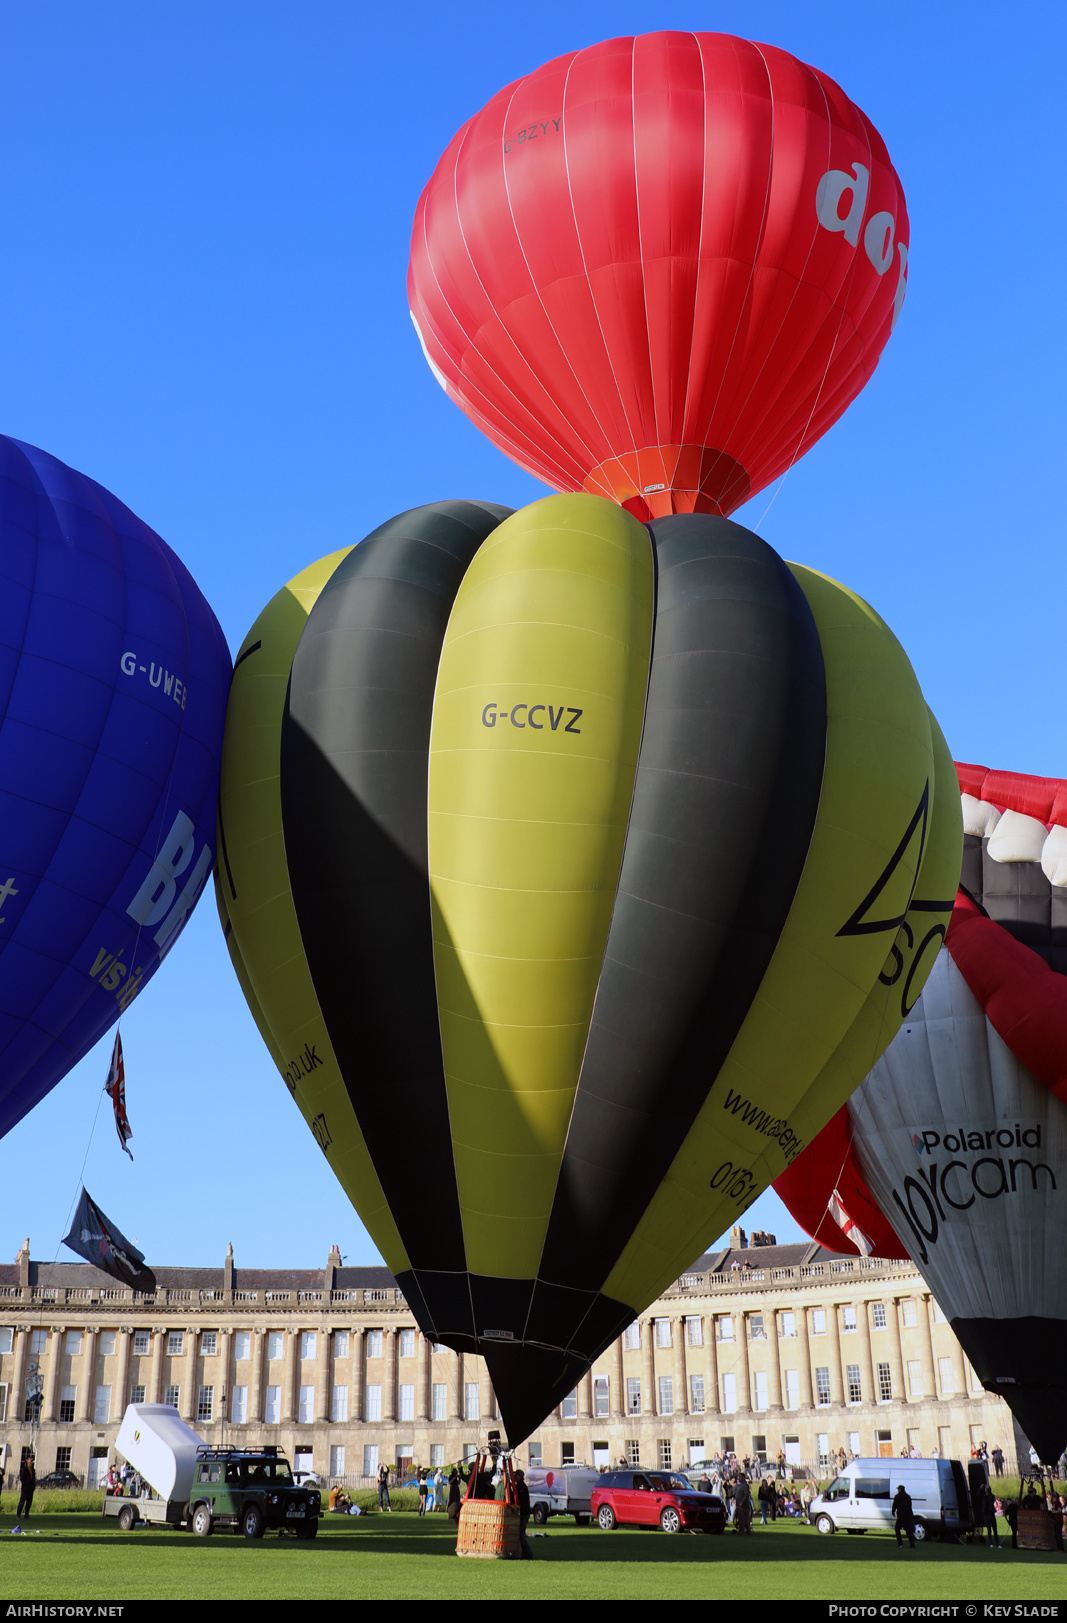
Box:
62;1188;156;1292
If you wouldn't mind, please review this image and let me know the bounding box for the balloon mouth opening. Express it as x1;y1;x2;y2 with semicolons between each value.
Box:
584;446;751;520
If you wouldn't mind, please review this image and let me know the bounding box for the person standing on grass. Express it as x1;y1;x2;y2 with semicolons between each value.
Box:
417;1469;428;1516
377;1461;392;1512
16;1453;35;1519
892;1483;916;1548
975;1478;1000;1547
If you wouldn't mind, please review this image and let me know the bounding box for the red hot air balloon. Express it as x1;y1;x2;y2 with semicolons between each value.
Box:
409;32;909;521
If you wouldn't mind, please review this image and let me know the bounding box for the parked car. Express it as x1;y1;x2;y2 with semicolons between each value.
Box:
592;1470;727;1533
808;1457;973;1540
37;1470;81;1490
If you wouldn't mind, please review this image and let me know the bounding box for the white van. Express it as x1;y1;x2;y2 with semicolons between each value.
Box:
524;1465;601;1525
808;1457;973;1541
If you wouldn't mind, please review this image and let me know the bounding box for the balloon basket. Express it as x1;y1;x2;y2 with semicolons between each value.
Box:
1017;1503;1057;1551
455;1500;521;1559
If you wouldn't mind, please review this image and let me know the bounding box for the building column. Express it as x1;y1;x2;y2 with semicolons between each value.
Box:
316;1327;332;1423
826;1305;844;1407
611;1337;624;1417
349;1328;363;1426
451;1350;464;1422
947;1332;968;1400
249;1328;266;1421
114;1328;132;1418
181;1329;198;1422
918;1296;937;1400
383;1328;397;1422
148;1328;165;1405
77;1326;97;1422
41;1325;63;1422
704;1316;719;1416
884;1298;905;1402
578;1370;593;1421
480;1358;496;1425
854;1298;875;1402
282;1328;300;1422
673;1318;688;1417
796;1307;814;1408
641;1319;655;1415
417;1333;431;1421
735;1313;751;1413
10;1326;27;1429
765;1313;783;1412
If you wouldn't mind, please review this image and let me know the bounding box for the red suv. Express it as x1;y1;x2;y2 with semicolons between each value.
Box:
592;1470;727;1534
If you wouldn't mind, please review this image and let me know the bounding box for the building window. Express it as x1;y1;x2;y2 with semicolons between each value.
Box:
59;1386;76;1423
94;1386;111;1424
655;1319;671;1349
363;1445;379;1478
365;1385;382;1422
66;1331;83;1355
0;1328;12;1355
528;1442;543;1467
399;1384;415;1422
877;1362;893;1402
902;1299;918;1328
201;1332;217;1357
464;1383;480;1422
623;1323;640;1351
626;1377;641;1415
334;1330;350;1359
690;1374;705;1414
234;1331;252;1361
780;1311;796;1338
848;1431;861;1456
718;1316;734;1341
593;1376;609;1418
686;1318;703;1347
432;1383;447;1421
658;1376;674;1416
872;1302;887;1329
0;1383;7;1423
938;1426;952;1456
133;1331;151;1356
330;1445;345;1476
561;1443;575;1467
811;1308;826;1336
720;1436;735;1456
299;1385;315;1423
561;1389;578;1420
30;1330;48;1355
932;1301;946;1324
937;1357;954;1396
907;1359;922;1397
399;1330;416;1359
56;1446;72;1472
267;1332;284;1361
363;1330;382;1359
430;1445;444;1469
784;1369;800;1410
753;1371;768;1411
130;1384;145;1406
231;1386;248;1423
164;1385;180;1409
815;1367;831;1406
99;1331;117;1357
841;1305;857;1332
626;1439;640;1465
198;1386;214;1422
817;1433;831;1466
300;1332;317;1360
167;1331;183;1356
749;1314;766;1340
432;1343;447;1355
658;1439;672;1469
846;1364;862;1405
331;1385;349;1423
722;1373;737;1413
265;1386;281;1424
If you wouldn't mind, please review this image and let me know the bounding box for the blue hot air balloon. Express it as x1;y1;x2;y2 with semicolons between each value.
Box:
0;436;231;1139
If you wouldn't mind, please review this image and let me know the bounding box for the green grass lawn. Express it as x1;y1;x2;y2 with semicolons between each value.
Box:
0;1512;1062;1601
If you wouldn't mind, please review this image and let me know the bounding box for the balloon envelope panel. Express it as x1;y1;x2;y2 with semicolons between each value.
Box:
409;32;908;521
0;437;231;1139
218;498;955;1443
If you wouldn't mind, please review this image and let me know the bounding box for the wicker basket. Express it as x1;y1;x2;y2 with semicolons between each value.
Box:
1017;1502;1057;1551
456;1498;521;1559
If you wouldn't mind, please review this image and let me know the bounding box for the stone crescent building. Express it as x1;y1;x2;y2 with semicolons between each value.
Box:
0;1231;1026;1490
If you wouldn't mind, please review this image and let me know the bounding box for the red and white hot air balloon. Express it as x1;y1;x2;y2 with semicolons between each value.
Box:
409;31;909;520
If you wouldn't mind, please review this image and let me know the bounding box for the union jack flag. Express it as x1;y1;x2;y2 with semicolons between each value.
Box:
105;1033;133;1160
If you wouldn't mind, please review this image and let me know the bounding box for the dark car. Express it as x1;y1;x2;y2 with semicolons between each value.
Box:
591;1469;727;1534
37;1469;81;1490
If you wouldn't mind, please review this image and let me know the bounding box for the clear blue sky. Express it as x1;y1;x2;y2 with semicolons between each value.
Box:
1;1;1063;1273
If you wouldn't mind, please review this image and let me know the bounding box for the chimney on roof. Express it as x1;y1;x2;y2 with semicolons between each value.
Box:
325;1243;342;1294
750;1230;776;1248
729;1225;747;1251
224;1242;234;1293
17;1238;30;1289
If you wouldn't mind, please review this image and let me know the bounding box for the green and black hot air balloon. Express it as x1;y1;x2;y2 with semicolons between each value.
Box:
216;494;961;1443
